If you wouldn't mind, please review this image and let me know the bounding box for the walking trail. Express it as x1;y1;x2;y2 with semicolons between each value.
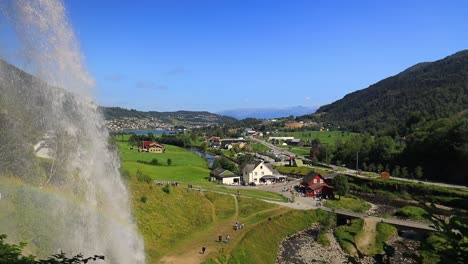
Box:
160;193;289;264
356;218;378;255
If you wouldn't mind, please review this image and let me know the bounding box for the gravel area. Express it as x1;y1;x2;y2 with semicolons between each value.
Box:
276;225;423;264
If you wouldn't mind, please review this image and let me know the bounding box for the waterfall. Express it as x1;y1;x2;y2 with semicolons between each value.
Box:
0;1;145;263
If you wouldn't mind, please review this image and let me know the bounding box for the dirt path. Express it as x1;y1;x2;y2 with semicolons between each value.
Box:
160;197;290;264
160;194;239;264
356;218;377;255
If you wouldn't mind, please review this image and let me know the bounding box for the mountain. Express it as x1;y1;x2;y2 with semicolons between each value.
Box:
218;106;317;120
300;50;468;135
101;106;236;128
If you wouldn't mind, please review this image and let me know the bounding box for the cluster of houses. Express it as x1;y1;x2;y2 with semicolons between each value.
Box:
210;160;335;198
206;136;253;151
210;160;286;185
138;141;166;153
267;136;304;146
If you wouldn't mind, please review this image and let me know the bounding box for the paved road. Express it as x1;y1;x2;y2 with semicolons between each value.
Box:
222;179;435;231
250;137;468;190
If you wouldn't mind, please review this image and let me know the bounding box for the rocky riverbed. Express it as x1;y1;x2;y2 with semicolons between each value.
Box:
277;225;420;264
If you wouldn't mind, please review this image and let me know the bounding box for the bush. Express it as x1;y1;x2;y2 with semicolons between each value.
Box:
136;169;152;183
140;196;147;203
151;158;159;165
162;184;171;194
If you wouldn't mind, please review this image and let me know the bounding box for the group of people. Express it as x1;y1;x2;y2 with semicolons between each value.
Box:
233;221;245;231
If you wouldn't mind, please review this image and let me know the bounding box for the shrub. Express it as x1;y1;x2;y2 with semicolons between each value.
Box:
162;184;171;194
140;196;147;203
151;158;159;165
136;169;152;183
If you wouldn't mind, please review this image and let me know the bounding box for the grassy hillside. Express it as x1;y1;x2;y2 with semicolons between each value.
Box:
204;209;331;264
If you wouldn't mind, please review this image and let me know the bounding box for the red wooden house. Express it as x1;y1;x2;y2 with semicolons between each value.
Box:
300;172;333;198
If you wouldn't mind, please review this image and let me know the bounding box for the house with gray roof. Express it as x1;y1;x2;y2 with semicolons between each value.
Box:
210;167;241;185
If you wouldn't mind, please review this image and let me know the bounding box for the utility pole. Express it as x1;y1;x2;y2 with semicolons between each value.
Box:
356;151;359;175
325;144;328;165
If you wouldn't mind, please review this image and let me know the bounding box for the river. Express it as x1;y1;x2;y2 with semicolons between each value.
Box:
187;148;216;168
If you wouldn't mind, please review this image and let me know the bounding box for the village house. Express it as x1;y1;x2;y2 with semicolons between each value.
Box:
210;168;241;185
286;138;304;146
220;138;246;149
300;171;333;198
241;161;286;185
138;141;165;153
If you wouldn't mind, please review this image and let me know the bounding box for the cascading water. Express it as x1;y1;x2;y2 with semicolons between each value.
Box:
0;1;145;263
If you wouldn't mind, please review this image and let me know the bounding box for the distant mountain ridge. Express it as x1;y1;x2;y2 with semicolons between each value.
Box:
218;106;317;119
301;50;468;135
101;106;236;126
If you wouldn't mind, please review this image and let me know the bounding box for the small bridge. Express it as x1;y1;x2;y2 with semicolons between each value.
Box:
322;207;435;231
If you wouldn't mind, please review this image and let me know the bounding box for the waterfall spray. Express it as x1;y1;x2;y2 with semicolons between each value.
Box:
0;1;145;263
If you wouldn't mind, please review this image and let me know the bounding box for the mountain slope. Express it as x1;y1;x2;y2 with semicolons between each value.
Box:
218;106;317;119
101;106;236;126
303;50;468;135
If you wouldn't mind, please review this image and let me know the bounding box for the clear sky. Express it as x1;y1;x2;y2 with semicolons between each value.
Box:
3;0;468;112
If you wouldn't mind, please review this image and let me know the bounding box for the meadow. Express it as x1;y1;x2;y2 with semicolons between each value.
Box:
268;130;359;145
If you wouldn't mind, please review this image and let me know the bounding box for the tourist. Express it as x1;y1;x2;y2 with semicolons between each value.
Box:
226;234;230;243
218;235;222;242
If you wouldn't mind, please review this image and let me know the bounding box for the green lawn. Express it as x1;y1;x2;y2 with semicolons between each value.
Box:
274;165;332;176
324;195;371;213
248;143;271;153
265;131;359;145
396;206;429;221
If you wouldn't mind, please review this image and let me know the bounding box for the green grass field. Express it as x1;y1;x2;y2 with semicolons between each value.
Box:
266;131;359;145
274;165;332;176
324;196;371;213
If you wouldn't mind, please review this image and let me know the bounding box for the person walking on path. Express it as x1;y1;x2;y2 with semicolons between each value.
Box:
225;234;230;243
202;246;206;254
218;235;222;242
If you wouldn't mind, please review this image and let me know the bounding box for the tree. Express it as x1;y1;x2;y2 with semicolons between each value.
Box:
392;166;401;177
167;158;172;166
333;174;350;200
414;166;423;179
401;167;409;178
213;157;239;174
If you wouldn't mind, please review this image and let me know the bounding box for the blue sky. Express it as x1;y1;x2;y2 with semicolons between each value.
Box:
3;0;468;112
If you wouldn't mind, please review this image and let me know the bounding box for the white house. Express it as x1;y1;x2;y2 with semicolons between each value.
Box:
241;161;277;185
210;168;241;185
